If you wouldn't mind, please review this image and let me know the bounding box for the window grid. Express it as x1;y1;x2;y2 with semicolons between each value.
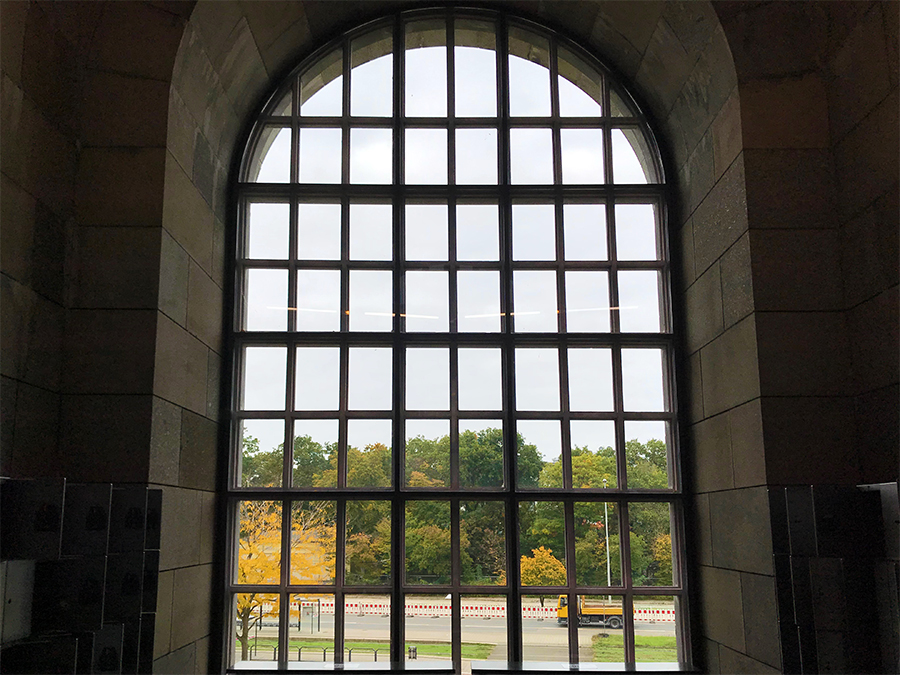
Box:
231;9;686;672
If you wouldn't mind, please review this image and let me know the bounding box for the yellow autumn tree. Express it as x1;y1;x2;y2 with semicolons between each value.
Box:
520;546;567;607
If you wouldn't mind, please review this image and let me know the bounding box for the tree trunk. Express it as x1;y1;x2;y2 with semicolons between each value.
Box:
239;613;250;661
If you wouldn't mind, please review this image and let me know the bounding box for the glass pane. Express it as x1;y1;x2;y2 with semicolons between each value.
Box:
612;128;656;184
405;595;452;662
558;48;602;117
349;347;393;410
459;348;502;410
570;421;617;490
248;126;290;183
406;348;449;410
461;501;506;585
245;268;288;331
289;594;335;664
513;271;558;333
406;419;450;487
624;421;669;489
406;129;448;184
406;204;448;261
508;29;550;116
346;420;392;488
615;204;658;261
457;205;499;261
456;128;498;184
298;203;341;260
521;594;567;661
458;271;501;333
237;501;281;585
291;501;336;584
610;87;634;117
512;204;555;261
563;204;607;261
350;204;392;261
233;593;279;667
345;500;391;584
344;595;391;661
242;346;286;410
350;128;393;184
293;420;338;488
634;597;679;663
299;128;342;184
294;347;339;411
518;501;565;584
516;421;561;488
565;271;610;332
577;596;625;663
405;271;449;332
248;203;289;259
301;48;342;116
455;20;497;117
406;501;451;584
574;503;621;586
515;349;559;411
629;502;673;587
568;348;614;412
459;420;504;489
618;271;661;333
296;270;340;332
349;270;392;332
351;29;392;117
406;21;447;117
510;129;553;184
621;349;665;412
461;596;506;670
240;419;285;488
561;129;604;184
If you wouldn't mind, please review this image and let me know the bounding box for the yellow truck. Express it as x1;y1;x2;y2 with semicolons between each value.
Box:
556;595;623;628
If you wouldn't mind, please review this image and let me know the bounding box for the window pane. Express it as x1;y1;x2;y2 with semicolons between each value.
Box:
459;420;504;489
519;502;565;583
621;348;666;412
517;420;561;488
508;29;550;116
612;128;656;184
406;501;451;584
300;128;342;183
249;126;290;183
513;270;558;333
242;346;286;410
459;348;502;410
574;503;621;586
233;593;279;668
462;596;506;669
405;595;452;662
457;205;499;261
629;502;673;587
515;349;559;411
406;348;449;410
568;348;614;412
456;128;498;184
405;271;449;332
634;597;679;663
561;129;604;184
521;594;567;661
350;129;393;184
406;419;450;487
624;421;670;489
406;21;447;117
237;501;281;584
240;419;285;488
248;202;289;259
578;596;625;663
290;594;335;664
291;501;336;584
346;500;391;584
615;204;658;261
347;420;392;488
512;204;555;261
458;271;501;333
295;347;340;411
570;421;617;490
245;269;288;331
349;270;392;332
461;501;506;584
344;595;391;659
350;204;392;261
349;347;393;410
455;21;496;117
298;203;341;260
565;271;611;332
618;270;661;333
293;420;338;488
563;204;607;261
406;129;448;184
351;29;392;117
558;48;602;117
300;48;342;117
405;204;448;261
296;270;341;332
510;129;553;184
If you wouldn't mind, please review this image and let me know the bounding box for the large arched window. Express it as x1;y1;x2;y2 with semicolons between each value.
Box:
230;9;686;672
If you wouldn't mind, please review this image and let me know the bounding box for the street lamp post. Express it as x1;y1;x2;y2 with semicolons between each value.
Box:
602;478;611;603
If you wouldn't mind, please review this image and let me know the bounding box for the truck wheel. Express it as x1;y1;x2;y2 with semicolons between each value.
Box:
607;617;622;629
558;619;567;626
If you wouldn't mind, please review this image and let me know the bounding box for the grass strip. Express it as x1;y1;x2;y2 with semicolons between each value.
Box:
245;638;493;660
590;634;677;663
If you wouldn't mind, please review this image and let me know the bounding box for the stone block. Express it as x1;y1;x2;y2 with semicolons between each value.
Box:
594;1;663;54
741;74;830;149
166;88;196;178
159;229;190;326
885;1;899;87
186;260;223;354
189;0;243;64
203;88;240;169
198;491;217;565
212;214;226;285
158;486;202;570
690;411;733;493
1;275;63;390
855;384;900;483
162;152;215;275
1;376;17;473
840;186;899;308
9;381;60;479
259;16;313;82
684;261;723;354
206;349;221;422
153;569;174;659
0;0;27;83
74;226;161;309
30;200;65;304
80;70;169;148
692;154;748;274
717;644;780;674
848;288;899;394
587;10;642;81
728;399;765;488
635;19;694;118
170;564;212;651
711;87;741;181
698;564;745;652
0;172;36;284
709;486;773;575
171;25;221;146
674;218;695;290
214;18;269;121
64;309;157;394
663;0;719;58
90;2;184;81
686;350;703;423
179;410;218;492
75;147;166;227
700;638;719;674
741;572;781;668
700;315;760;417
153;641;196;675
149;396;182;486
191;132;214;207
679;131;715;221
154;313;209;415
809;557;847;631
719;232;753;329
